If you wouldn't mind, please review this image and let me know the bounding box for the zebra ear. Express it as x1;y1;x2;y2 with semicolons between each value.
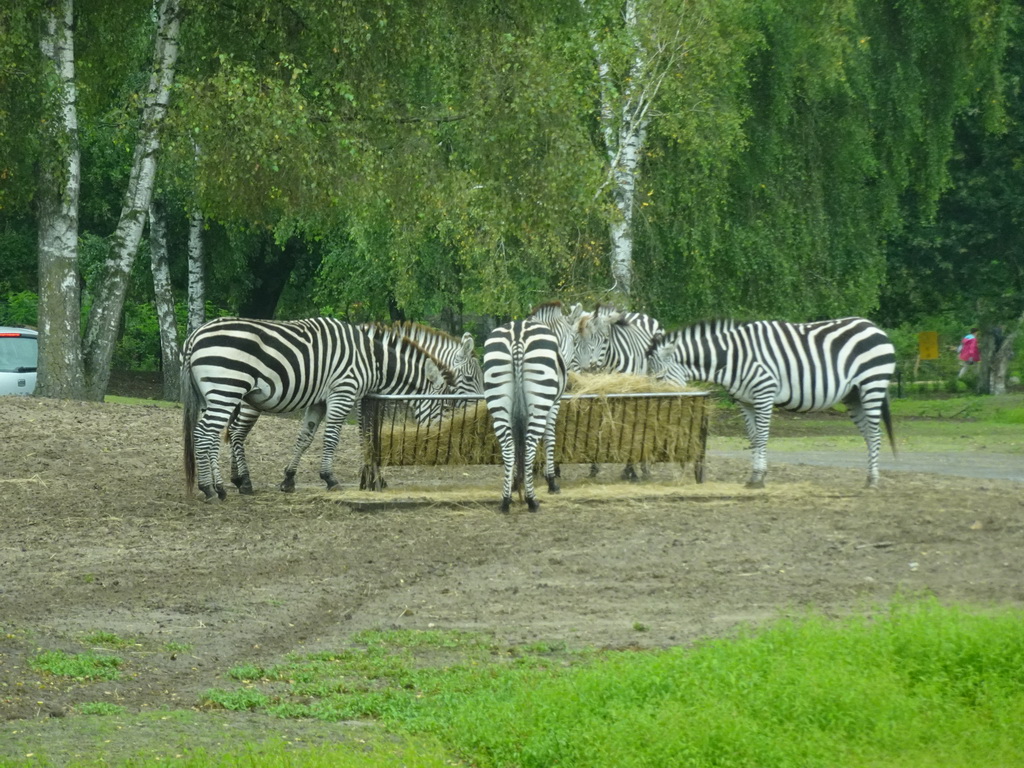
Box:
458;332;476;361
568;303;584;324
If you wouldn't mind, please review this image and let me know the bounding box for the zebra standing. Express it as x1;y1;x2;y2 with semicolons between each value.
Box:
575;304;665;480
483;321;567;513
182;317;454;500
223;321;481;494
647;317;896;488
527;302;585;371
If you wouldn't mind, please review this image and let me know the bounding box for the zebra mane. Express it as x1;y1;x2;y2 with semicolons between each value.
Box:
388;320;460;345
364;323;457;386
677;318;743;339
528;301;567;321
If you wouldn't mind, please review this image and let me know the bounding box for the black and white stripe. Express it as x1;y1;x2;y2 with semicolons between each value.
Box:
648;317;896;487
575;305;665;480
527;302;585;372
181;317;454;500
576;304;665;375
483;321;567;513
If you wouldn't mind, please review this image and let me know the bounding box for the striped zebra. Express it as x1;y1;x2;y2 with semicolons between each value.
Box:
648;317;896;488
182;317;454;500
483;321;568;513
527;302;585;371
575;305;665;480
576;304;665;374
224;321;481;494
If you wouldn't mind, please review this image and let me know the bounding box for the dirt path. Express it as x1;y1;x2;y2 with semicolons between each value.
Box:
1;396;1022;762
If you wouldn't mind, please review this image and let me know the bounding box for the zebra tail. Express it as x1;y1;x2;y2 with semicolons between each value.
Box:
512;376;528;502
882;394;897;457
181;359;200;494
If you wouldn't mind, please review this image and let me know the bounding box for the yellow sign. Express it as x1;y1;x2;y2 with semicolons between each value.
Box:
918;331;939;360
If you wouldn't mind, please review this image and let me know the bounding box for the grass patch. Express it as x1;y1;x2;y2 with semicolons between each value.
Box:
82;631;134;649
191;603;1024;768
29;650;122;681
75;702;127;716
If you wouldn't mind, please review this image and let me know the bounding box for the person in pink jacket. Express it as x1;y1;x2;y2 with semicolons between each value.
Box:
957;328;980;378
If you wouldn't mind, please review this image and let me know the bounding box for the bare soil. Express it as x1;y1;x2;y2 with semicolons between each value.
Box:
1;390;1022;764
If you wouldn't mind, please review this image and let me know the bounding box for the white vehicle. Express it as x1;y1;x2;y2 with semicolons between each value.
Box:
0;326;38;396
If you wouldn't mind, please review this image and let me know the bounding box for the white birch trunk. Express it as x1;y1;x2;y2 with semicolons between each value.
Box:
149;199;181;401
35;0;85;399
186;200;206;338
82;0;181;400
583;0;654;301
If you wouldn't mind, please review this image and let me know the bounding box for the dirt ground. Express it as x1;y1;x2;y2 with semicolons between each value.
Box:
1;391;1023;763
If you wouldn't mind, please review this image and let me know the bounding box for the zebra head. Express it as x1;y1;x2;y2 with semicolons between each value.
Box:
575;309;621;372
647;333;689;388
452;332;484;394
526;301;584;372
366;326;457;422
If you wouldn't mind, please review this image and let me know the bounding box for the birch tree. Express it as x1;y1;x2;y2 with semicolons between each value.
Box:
81;0;181;400
186;204;206;337
35;0;86;399
148;198;180;400
581;0;717;302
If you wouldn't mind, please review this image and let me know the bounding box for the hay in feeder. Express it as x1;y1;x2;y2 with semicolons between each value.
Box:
365;372;711;468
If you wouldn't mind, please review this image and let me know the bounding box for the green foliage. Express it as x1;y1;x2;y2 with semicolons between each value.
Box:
82;631;135;649
0;290;38;327
29;650;122;681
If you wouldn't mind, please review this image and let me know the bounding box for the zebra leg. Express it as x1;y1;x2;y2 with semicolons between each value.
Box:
621;463;640;482
318;395;359;491
194;410;230;501
543;400;562;495
846;394;884;488
228;404;260;494
742;401;773;489
280;402;327;493
497;432;517;513
523;435;541;512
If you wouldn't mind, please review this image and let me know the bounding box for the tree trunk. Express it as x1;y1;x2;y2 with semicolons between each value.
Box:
149;199;180;401
35;0;85;400
237;235;304;319
978;312;1023;395
82;0;181;400
186;203;206;337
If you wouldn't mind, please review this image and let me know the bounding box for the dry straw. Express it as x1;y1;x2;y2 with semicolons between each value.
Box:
365;372;711;468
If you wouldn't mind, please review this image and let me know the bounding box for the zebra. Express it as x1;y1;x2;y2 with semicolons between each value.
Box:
576;304;665;375
221;320;480;495
575;304;665;480
483;320;567;513
181;317;455;500
647;317;897;488
527;301;585;371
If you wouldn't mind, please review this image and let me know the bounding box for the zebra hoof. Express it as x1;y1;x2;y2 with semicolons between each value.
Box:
865;478;880;489
547;479;560;494
527;498;540;513
279;480;296;493
499;497;512;514
745;478;765;489
199;486;220;502
216;485;227;500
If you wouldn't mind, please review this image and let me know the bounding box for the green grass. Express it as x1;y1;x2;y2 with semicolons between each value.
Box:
7;603;1024;767
710;393;1024;453
28;650;123;681
82;631;135;649
75;702;127;716
185;603;1024;768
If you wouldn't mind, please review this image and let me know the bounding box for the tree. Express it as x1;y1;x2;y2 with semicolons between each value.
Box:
81;0;181;399
35;0;86;399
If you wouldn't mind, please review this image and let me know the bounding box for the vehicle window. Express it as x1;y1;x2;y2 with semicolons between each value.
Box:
0;336;38;373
